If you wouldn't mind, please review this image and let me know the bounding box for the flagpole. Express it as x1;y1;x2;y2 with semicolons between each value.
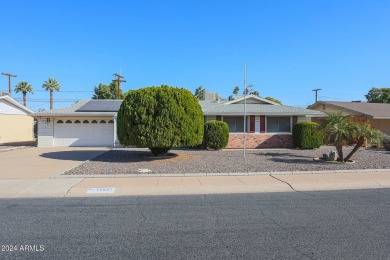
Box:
243;61;247;158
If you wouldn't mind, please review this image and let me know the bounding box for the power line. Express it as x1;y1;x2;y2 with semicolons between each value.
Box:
1;89;94;93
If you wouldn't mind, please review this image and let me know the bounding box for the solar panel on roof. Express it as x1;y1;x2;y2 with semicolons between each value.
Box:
76;100;123;112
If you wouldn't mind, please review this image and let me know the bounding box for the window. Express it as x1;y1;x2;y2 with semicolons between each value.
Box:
83;120;89;123
66;120;72;124
74;120;81;124
57;120;64;123
267;117;291;133
91;120;98;124
223;116;245;133
108;120;114;123
100;120;106;123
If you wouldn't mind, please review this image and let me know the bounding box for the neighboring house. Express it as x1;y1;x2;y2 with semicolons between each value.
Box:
0;93;34;145
201;95;325;148
33;96;325;148
308;101;390;135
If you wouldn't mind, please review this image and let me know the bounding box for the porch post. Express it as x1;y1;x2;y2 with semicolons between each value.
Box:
113;115;117;147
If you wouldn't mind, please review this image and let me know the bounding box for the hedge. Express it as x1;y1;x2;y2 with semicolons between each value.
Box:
203;120;229;150
292;121;323;149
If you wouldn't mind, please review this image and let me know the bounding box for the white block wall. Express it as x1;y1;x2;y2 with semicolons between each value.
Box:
37;118;53;147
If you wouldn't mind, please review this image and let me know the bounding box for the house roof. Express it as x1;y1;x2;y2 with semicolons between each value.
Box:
76;100;122;112
33;100;118;117
33;96;325;118
0;95;34;114
200;95;324;116
308;101;390;119
201;103;324;116
225;94;278;105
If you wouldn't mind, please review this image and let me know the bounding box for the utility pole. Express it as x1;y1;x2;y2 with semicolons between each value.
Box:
112;73;126;100
312;88;322;103
2;72;17;97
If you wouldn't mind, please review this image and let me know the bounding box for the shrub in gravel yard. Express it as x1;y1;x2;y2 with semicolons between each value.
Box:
203;120;229;150
292;121;323;149
382;134;390;151
117;85;204;156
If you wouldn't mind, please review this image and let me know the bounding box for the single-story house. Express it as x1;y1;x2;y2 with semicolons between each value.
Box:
201;94;325;148
308;101;390;135
34;95;325;148
0;93;35;145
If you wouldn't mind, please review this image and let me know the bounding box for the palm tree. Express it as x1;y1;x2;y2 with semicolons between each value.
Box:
14;81;33;106
42;78;61;110
323;112;352;161
194;86;205;100
343;118;383;162
323;112;383;162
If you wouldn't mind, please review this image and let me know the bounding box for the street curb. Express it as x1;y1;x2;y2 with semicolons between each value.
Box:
51;168;390;179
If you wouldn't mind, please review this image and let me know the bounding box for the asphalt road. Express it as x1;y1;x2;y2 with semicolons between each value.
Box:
1;189;390;259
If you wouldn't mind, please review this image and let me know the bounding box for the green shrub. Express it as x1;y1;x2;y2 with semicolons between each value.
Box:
204;120;229;150
383;134;390;151
292;121;323;149
117;85;204;156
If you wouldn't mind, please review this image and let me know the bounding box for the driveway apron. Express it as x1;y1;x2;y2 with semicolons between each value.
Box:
0;147;110;179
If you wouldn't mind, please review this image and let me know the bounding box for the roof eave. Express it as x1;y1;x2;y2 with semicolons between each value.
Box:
0;96;34;114
33;112;117;117
203;112;325;116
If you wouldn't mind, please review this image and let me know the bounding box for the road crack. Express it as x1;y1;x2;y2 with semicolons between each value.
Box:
269;175;300;192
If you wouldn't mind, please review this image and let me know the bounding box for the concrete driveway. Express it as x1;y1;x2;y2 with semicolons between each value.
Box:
0;147;110;179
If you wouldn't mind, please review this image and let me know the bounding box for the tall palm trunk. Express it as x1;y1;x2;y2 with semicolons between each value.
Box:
23;92;27;106
50;90;53;110
344;137;365;162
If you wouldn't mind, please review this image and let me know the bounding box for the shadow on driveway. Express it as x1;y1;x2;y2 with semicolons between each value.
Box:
40;150;109;161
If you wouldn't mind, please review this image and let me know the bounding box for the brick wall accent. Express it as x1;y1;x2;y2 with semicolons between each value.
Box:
250;115;255;133
227;133;294;148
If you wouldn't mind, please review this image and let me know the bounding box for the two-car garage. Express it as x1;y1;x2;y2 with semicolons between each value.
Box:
53;118;114;147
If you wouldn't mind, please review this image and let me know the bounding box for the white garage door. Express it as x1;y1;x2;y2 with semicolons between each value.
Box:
54;119;114;147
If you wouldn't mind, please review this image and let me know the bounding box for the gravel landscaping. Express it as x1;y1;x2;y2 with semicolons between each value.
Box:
63;146;390;175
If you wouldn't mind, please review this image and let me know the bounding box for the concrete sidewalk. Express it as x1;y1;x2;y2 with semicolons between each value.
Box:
0;171;389;198
0;147;389;198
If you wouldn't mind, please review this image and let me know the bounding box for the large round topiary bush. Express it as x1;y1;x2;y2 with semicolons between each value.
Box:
117;85;204;156
292;121;323;149
204;120;229;150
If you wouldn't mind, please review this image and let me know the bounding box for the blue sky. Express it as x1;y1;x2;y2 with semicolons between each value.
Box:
1;0;389;111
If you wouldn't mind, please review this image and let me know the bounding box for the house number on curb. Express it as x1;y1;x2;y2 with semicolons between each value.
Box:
138;169;152;173
86;187;116;194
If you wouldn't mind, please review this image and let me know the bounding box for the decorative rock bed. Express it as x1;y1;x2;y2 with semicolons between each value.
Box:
63;146;390;175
